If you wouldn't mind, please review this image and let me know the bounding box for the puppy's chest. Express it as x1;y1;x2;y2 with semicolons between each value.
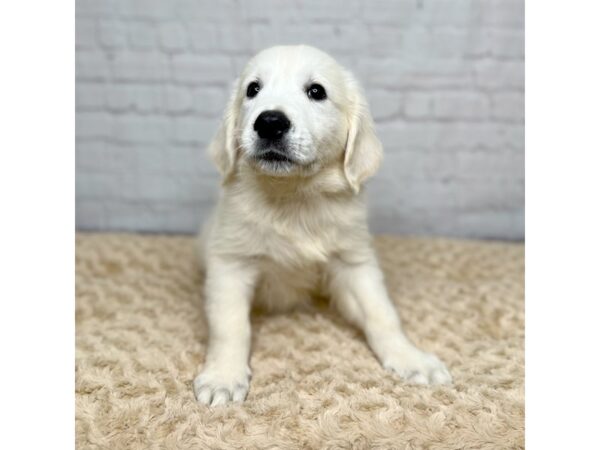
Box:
248;203;341;266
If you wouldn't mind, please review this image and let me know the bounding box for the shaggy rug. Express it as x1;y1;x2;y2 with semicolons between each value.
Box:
75;234;524;449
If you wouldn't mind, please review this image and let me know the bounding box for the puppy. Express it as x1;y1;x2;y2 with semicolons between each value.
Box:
194;45;451;406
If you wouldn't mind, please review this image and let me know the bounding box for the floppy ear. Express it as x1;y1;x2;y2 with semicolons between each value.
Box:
343;79;383;194
208;80;241;181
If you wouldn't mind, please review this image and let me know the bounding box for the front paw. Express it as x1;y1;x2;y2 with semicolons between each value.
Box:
193;364;251;406
383;348;452;386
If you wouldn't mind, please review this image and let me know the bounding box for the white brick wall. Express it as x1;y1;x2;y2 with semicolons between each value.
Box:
76;0;524;240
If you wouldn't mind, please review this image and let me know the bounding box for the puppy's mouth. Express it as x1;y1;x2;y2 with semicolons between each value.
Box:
252;139;297;166
255;149;294;164
249;144;317;176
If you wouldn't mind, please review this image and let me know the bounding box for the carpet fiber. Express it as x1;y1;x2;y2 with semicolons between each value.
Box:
76;234;524;449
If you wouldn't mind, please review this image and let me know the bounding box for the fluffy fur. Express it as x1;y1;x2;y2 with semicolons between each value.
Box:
194;45;451;406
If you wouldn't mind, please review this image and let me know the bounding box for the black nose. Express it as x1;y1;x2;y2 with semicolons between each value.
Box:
253;110;291;140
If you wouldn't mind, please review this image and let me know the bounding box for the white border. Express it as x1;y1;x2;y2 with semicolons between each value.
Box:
0;2;74;449
2;1;600;448
526;1;600;448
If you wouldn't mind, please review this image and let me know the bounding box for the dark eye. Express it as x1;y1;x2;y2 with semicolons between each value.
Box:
246;81;260;98
307;83;327;101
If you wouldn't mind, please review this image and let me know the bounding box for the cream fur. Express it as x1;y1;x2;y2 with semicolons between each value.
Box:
194;45;451;406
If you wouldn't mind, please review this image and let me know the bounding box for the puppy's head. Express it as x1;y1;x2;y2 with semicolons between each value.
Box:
209;45;382;193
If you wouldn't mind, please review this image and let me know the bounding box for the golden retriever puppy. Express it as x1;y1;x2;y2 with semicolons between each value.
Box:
194;45;451;406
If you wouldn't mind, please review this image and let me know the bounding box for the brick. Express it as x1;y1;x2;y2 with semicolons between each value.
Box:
165;86;194;114
429;30;472;58
132;146;169;175
139;175;205;203
105;85;163;113
76;141;108;170
356;58;405;87
425;122;483;150
163;204;204;233
232;55;255;74
463;29;493;58
128;22;157;50
250;25;291;53
104;85;133;112
77;141;138;172
76;112;113;138
164;145;202;175
461;29;525;60
133;173;180;201
76;199;107;230
171;55;232;84
361;0;420;25
312;24;368;53
440;123;525;150
240;0;300;22
254;24;368;55
76;52;110;81
159;22;189;53
104;200;169;231
297;0;360;22
481;0;524;28
458;209;524;240
378;121;523;151
359;58;475;89
404;93;433;119
456;151;524;182
369;28;465;59
109;144;138;172
191;87;228;116
377;150;458;181
76;172;125;199
129;86;164;113
377;121;436;150
365;27;407;57
164;145;221;179
423;0;484;27
175;0;239;21
117;0;174;19
112;52;170;82
491;92;524;122
367;89;403;121
433;92;490;120
140;200;206;233
173;117;218;144
400;180;462;212
76;83;105;110
217;25;254;53
98;20;127;50
113;115;172;143
455;178;524;212
186;23;219;52
475;60;524;89
76;18;96;49
76;0;118;17
489;29;524;58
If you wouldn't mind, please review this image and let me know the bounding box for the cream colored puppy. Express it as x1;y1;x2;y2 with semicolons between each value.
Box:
194;45;451;406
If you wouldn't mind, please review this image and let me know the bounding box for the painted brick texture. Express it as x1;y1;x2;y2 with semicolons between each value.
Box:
76;0;524;239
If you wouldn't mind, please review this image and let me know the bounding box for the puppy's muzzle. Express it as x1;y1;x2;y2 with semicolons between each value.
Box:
254;110;291;140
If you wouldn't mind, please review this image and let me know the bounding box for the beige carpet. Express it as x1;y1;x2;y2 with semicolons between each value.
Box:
75;233;524;449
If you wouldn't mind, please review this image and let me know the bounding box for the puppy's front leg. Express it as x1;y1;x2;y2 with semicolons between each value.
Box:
194;257;258;406
329;255;452;385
